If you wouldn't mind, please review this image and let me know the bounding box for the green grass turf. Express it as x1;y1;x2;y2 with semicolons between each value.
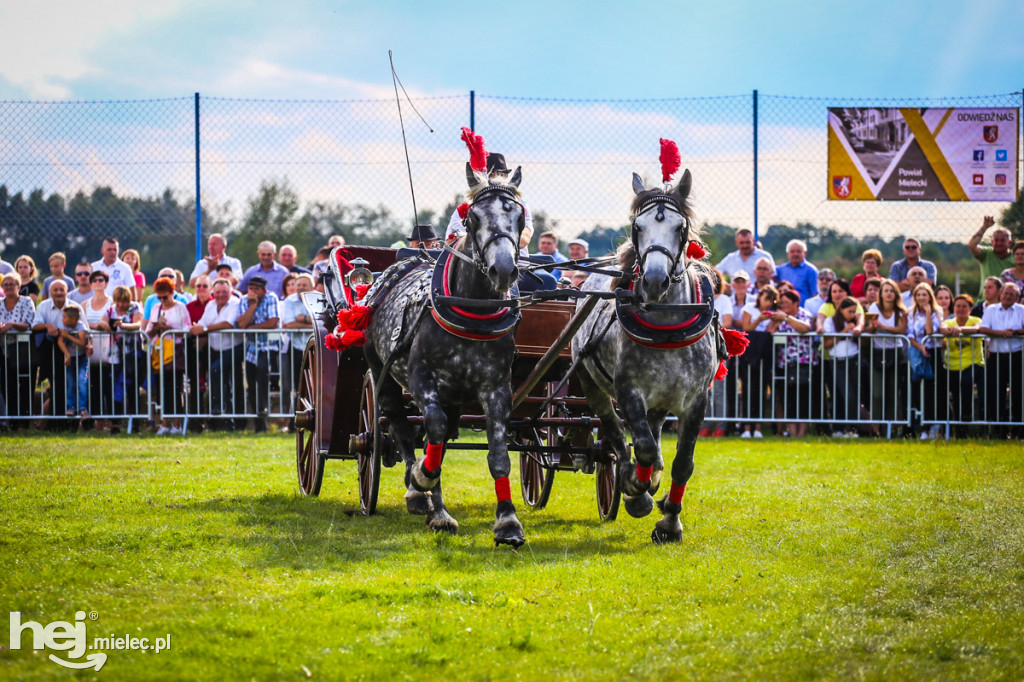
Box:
1;434;1023;680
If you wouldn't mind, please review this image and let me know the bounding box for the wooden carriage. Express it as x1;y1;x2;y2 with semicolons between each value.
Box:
294;246;620;520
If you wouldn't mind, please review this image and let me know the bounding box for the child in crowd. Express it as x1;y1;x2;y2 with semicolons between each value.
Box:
58;305;90;419
823;297;862;437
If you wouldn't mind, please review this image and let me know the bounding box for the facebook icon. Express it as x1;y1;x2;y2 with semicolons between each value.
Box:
996;150;1008;162
973;150;984;162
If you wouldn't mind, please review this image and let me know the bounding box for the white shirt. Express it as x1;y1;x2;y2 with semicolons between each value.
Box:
147;301;191;342
33;298;82;329
713;294;732;324
868;303;904;350
197;298;242;351
901;290;914;309
729;292;751;321
189;254;243;282
981;302;1024;353
822;316;858;358
91;258;135;297
741;302;772;332
716;248;775;279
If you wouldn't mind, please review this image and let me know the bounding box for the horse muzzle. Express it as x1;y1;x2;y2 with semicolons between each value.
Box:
487;259;519;294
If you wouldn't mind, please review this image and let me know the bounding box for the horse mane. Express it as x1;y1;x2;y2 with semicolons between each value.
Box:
615;187;713;288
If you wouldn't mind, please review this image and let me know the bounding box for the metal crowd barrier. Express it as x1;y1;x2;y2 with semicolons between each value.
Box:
0;329;152;431
4;327;1020;436
703;331;1023;436
156;329;311;430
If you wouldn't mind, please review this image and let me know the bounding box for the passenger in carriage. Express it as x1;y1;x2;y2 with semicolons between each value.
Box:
443;151;557;292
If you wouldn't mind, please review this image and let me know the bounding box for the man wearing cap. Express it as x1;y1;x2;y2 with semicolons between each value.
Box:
716;228;775;282
728;270;752;325
236;275;280;433
238;240;291;298
409;224;441;250
567;239;589;261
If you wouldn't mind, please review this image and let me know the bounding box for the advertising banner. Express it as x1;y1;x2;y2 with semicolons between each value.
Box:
828;107;1018;201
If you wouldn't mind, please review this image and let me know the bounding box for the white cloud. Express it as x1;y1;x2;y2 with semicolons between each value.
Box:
0;0;184;99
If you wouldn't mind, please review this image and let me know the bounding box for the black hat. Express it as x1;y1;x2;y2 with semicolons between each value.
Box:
486;153;508;174
409;224;438;242
248;276;267;289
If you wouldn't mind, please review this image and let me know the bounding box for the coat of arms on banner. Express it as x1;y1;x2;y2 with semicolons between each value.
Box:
984;126;998;143
832;175;852;198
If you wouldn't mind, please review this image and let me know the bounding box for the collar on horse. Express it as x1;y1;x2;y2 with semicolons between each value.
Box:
430;247;521;341
630;194;690;285
615;273;715;350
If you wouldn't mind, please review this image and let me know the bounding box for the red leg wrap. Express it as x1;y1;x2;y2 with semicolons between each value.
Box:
494;476;511;502
636;465;653;483
669;482;687;505
424;442;445;471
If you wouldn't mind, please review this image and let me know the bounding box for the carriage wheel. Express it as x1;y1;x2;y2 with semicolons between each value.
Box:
295;337;325;496
357;371;382;516
595;456;620;522
519;436;555;510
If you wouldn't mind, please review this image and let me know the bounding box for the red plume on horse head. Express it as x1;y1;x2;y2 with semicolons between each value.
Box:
659;138;681;185
461;127;487;173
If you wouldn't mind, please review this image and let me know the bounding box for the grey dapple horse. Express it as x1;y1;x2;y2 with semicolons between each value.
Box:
362;163;528;547
572;170;724;543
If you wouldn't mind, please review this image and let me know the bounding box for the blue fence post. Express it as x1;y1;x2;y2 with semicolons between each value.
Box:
753;89;759;243
194;92;202;263
470;90;475;131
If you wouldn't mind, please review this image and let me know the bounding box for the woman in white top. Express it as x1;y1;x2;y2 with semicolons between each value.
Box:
700;271;735;438
906;282;945;438
822;297;861;436
148;277;191;435
84;271;113;425
865;278;908;430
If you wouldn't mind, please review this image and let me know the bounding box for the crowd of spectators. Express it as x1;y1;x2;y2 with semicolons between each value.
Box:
0;233;337;434
1;218;1022;440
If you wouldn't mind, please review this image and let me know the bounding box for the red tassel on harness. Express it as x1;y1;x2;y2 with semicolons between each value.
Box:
715;359;728;382
722;327;750;357
686;241;706;260
354;283;371;300
461;127;487;173
337;304;372;331
457;202;469;219
660;138;681;184
324;328;366;352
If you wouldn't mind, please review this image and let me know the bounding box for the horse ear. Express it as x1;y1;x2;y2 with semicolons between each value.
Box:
675;169;692;201
508;166;522;188
466;162;487;189
632;173;646;195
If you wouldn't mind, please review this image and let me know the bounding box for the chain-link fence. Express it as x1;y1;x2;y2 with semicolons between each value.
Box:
1;91;1021;279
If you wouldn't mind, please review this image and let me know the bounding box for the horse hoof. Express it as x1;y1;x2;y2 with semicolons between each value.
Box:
623;492;654;518
651;525;682;544
494;513;525;548
405;489;432;515
427;510;459;535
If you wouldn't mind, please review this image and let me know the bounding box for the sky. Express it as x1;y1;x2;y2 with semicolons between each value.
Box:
1;1;1022;246
2;0;1021;102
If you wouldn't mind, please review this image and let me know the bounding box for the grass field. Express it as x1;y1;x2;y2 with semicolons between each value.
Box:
1;433;1023;681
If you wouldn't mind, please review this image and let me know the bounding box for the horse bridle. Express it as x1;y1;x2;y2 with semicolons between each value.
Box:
630;195;690;285
445;184;525;275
